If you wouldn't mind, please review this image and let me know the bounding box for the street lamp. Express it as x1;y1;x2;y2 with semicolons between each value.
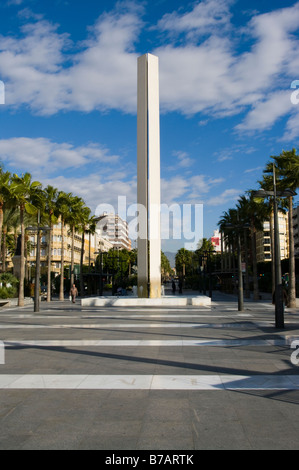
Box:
252;167;297;328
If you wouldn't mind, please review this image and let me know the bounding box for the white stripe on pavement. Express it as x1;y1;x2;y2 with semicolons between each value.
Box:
0;374;298;390
4;338;290;347
0;321;274;329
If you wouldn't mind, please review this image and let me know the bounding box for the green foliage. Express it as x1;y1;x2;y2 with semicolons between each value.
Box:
0;286;17;298
0;272;19;287
175;248;193;276
0;273;19;298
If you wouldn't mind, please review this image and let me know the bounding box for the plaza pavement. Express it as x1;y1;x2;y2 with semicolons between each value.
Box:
0;291;299;450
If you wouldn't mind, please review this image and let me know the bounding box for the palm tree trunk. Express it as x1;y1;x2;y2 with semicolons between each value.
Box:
2;227;7;273
70;225;75;286
59;218;65;301
270;210;275;303
244;229;250;298
251;222;259;301
288;196;296;307
18;205;25;307
47;223;52;302
0;203;3;271
80;229;85;297
220;232;224;272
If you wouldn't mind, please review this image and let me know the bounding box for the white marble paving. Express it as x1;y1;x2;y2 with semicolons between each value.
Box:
0;313;252;319
4;338;290;347
0;321;273;329
0;374;299;390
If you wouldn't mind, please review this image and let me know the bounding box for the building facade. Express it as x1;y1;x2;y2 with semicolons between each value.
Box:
210;229;222;253
26;221;113;279
99;213;131;251
256;211;289;263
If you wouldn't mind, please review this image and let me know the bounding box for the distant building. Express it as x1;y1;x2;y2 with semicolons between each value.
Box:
26;219;113;277
210;229;221;253
97;213;131;251
293;203;299;258
256;211;289;262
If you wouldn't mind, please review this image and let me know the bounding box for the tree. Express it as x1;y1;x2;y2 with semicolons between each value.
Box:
218;208;238;275
238;195;267;300
161;251;171;280
78;205;92;297
0;170;11;267
175;248;193;277
2;205;19;271
67;195;85;287
265;149;299;307
10;173;42;306
43;185;58;301
56;191;72;301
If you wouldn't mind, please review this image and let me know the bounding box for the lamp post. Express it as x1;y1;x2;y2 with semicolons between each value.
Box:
252;170;296;328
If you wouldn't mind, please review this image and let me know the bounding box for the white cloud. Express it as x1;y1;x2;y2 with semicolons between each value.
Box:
0;137;119;173
0;6;140;114
236;90;293;132
172;150;195;168
244;166;263;174
280;107;299;141
42;173;137;214
0;0;298;138
207;188;241;206
156;0;232;40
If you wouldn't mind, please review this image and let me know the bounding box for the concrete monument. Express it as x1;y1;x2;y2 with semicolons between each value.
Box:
137;53;161;298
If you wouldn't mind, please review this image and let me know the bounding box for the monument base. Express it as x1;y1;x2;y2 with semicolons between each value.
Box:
81;295;211;307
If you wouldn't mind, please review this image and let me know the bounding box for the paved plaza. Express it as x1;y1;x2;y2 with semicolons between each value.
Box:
0;291;299;450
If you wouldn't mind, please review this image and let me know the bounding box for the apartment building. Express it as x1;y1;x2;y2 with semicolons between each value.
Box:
27;221;113;277
256;211;289;262
99;213;131;251
210;229;222;253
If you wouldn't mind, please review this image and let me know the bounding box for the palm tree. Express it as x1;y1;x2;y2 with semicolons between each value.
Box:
218;208;238;276
175;248;193;278
43;185;58;301
10;173;42;306
2;205;19;272
78;205;92;297
238;194;268;300
266;150;299;307
56;191;72;301
0;170;12;261
67;196;85;287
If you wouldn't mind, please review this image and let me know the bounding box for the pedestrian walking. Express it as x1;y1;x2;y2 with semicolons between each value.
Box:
69;284;78;303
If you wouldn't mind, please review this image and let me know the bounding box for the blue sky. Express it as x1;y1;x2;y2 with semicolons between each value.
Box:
0;0;299;252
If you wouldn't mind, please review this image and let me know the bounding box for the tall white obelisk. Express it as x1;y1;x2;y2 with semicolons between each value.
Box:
137;53;161;298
